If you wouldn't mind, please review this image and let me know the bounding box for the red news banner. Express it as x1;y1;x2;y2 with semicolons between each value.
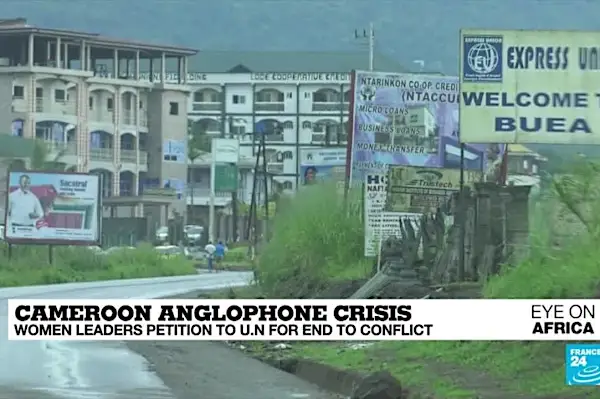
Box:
7;299;599;341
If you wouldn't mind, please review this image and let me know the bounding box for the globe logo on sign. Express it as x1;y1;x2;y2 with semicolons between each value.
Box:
467;42;499;75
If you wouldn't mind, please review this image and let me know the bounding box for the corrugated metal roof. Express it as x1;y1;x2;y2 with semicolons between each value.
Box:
187;50;409;73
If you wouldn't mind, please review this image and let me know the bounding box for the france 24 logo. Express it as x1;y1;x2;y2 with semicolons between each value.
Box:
565;344;600;386
462;34;503;83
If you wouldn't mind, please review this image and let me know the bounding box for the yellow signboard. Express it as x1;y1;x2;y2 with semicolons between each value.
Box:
384;166;481;213
460;29;600;144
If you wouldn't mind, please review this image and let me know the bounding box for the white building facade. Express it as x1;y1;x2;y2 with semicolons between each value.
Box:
0;19;196;228
184;72;352;193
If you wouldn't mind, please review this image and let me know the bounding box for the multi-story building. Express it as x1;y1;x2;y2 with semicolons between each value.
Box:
151;51;408;213
0;18;196;228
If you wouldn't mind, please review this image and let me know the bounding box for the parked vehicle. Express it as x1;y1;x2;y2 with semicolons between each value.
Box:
184;225;203;246
155;226;169;244
155;245;185;258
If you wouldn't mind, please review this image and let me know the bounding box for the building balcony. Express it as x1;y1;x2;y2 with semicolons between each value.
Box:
89;112;113;124
121;110;136;125
312;102;344;112
35;98;77;116
266;162;284;174
186;185;245;207
46;141;76;155
120;149;148;164
311;133;326;143
192;102;222;112
264;134;284;142
255;102;284;112
90;147;113;161
140;113;148;127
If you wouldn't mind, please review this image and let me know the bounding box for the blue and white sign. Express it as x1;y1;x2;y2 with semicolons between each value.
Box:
565;344;600;386
462;35;503;83
460;29;600;145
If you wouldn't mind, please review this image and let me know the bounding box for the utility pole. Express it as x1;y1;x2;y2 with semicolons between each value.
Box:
354;22;375;71
229;116;239;243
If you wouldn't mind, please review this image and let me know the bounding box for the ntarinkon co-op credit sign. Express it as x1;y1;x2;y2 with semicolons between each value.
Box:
459;29;600;145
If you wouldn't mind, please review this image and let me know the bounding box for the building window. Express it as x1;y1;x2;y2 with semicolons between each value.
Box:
169;102;179;115
193;89;219;103
54;89;66;102
139;100;144;109
313;90;339;103
286;92;293;99
304;92;311;99
12;85;24;99
255;90;284;102
232;95;245;104
107;98;114;111
231;125;246;136
89;97;94;110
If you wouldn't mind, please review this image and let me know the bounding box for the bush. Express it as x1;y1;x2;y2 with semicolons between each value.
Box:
486;161;600;299
256;183;369;298
226;246;249;262
0;242;196;287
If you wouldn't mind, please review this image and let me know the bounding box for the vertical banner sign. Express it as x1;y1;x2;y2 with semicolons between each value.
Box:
350;71;505;182
384;166;482;214
4;171;101;244
459;29;600;144
299;147;346;186
214;164;238;192
363;173;421;257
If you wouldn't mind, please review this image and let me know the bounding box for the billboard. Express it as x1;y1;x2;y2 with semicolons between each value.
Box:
460;29;600;144
299;147;346;186
212;138;240;164
363;173;421;257
4;171;101;245
350;71;504;181
384;166;482;214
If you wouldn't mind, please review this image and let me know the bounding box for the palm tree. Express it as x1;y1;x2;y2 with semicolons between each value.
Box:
6;139;76;172
187;120;211;224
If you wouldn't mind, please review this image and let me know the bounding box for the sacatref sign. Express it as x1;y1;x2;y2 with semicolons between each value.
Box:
460;29;600;144
3;171;101;245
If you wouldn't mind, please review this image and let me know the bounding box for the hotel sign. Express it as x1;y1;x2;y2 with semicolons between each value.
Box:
138;72;350;84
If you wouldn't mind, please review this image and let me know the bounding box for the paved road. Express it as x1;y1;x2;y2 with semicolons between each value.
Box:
0;273;250;399
0;273;338;399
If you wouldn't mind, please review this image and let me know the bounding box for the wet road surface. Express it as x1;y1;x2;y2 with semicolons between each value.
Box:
0;273;339;399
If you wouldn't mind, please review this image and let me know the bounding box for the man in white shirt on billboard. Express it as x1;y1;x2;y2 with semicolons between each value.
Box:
8;174;44;228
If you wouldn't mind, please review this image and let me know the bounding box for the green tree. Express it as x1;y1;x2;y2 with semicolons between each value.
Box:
187;120;211;224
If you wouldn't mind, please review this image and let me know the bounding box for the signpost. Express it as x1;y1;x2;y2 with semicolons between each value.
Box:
209;138;240;242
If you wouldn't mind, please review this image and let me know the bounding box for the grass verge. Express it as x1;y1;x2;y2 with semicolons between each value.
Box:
0;243;197;287
232;170;600;397
256;183;370;298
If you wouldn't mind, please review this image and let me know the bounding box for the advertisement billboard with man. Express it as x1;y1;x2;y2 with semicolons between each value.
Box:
3;171;101;244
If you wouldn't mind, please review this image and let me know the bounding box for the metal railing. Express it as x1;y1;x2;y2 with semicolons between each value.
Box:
121;110;136;125
192;102;221;112
90;147;113;161
255;102;284;112
312;102;344;112
89;112;113;123
266;163;284;174
35;98;77;115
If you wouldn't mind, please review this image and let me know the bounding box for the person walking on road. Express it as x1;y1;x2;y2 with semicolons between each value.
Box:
215;241;226;270
204;241;216;272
